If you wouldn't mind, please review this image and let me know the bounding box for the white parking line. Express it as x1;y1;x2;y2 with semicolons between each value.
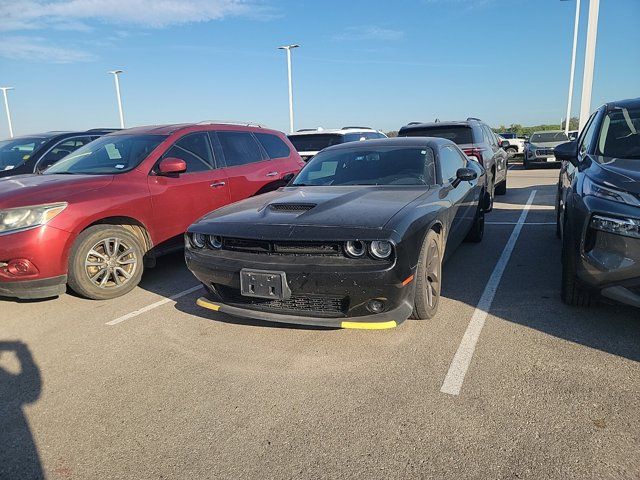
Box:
106;285;203;326
487;221;554;225
440;190;537;396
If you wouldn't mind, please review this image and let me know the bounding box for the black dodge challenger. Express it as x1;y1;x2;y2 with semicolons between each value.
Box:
186;137;489;329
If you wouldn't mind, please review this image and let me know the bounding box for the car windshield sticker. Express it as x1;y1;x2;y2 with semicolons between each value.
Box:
4;165;14;170
115;164;125;169
106;144;122;160
23;154;30;160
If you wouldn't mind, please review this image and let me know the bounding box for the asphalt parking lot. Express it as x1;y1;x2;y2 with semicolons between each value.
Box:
2;165;639;480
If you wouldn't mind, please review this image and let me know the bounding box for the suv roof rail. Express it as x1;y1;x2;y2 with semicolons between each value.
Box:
341;126;372;130
197;120;265;128
296;128;322;132
406;122;423;126
85;128;121;133
466;117;482;122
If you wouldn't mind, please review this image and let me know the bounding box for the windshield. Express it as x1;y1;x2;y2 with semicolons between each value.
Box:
597;107;640;159
44;134;167;175
500;133;516;139
400;126;474;145
0;137;48;171
291;146;436;186
530;131;568;143
288;134;344;152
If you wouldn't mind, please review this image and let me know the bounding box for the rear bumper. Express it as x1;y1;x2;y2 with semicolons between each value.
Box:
0;275;67;300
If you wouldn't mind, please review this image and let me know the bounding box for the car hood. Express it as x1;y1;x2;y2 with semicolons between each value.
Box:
193;186;430;235
590;155;640;195
0;174;114;209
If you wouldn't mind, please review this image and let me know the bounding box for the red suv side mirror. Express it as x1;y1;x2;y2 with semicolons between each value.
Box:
158;157;187;175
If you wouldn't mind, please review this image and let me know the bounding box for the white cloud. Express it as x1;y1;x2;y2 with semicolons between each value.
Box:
332;26;405;42
0;0;266;31
0;36;96;63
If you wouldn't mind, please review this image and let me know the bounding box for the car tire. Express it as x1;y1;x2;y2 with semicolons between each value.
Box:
68;225;145;300
410;230;442;320
560;216;592;307
506;147;517;157
464;201;485;243
495;169;507;195
555;189;562;239
523;158;530;170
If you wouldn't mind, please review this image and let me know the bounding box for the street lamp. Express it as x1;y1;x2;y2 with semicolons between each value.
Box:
0;87;15;138
108;70;125;129
278;44;300;133
561;0;580;136
578;0;600;132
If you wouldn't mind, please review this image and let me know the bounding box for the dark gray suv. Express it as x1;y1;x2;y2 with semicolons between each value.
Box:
398;118;509;202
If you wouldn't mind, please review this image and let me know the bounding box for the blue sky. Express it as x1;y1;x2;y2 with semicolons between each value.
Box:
0;0;638;136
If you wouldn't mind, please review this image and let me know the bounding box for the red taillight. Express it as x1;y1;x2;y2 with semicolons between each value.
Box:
463;148;484;165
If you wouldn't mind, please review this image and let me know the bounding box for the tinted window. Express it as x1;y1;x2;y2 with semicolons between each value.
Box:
45;135;167;175
400;126;474;145
39;136;94;170
596;107;640;159
0;137;47;171
292;146;436;186
163;133;213;173
255;133;290;159
287;134;344;152
482;126;497;146
500;133;516;139
217;131;265;167
439;146;466;182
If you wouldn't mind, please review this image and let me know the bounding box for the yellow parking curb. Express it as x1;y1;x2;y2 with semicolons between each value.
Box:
341;320;397;330
196;297;221;311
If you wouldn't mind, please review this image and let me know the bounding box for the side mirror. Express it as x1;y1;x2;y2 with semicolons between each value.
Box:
452;167;477;187
282;172;295;184
499;140;510;149
158;157;187;175
554;141;578;166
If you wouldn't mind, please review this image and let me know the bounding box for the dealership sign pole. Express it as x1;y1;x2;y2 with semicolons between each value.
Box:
0;87;15;138
562;0;580;136
578;0;599;132
278;44;299;134
108;70;126;129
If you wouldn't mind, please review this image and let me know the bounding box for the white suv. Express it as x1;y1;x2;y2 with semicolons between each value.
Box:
288;127;387;161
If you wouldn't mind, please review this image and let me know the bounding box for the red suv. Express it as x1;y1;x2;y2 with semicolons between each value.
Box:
0;123;304;300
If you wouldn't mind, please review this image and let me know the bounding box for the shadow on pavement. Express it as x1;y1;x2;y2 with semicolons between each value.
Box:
0;341;44;480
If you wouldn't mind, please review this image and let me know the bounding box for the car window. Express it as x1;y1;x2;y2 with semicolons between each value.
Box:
400;126;473;145
440;146;466;182
163;132;214;173
292;146;436;186
254;133;290;159
287;134;344;152
38;136;94;171
596;107;640;159
0;136;48;171
217;131;265;167
578;114;599;155
483;126;496;146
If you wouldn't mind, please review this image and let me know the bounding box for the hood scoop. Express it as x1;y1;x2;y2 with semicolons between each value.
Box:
269;203;316;212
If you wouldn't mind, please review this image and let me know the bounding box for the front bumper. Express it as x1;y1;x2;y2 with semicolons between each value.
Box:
576;197;640;308
0;275;67;300
185;247;415;328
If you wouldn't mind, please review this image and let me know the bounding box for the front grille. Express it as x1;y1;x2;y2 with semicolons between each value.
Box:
215;285;347;317
536;148;554;156
270;203;316;212
220;237;342;256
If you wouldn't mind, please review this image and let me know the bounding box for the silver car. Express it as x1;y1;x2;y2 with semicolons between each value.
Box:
524;130;569;169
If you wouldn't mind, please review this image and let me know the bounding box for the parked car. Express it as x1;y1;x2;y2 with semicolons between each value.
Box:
186;137;489;329
287;127;387;162
523;130;569;169
398;118;509;203
555;98;640;308
0;122;304;300
0;129;119;178
498;132;526;157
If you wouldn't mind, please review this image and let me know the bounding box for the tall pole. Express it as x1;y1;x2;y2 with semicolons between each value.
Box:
278;45;299;133
579;0;599;132
0;87;15;138
108;70;125;129
563;0;580;136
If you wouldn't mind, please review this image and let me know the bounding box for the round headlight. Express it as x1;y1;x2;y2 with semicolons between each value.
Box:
370;241;393;259
345;240;366;258
191;233;206;248
207;235;223;249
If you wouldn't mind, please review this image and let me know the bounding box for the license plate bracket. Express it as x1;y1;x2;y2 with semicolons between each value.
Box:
240;269;291;300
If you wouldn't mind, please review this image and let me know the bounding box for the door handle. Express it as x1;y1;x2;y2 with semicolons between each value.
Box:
266;171;279;177
210;181;226;188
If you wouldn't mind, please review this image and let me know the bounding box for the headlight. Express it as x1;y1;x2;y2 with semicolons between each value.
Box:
191;233;206;248
583;176;640;207
207;235;222;249
344;240;366;258
0;203;67;234
591;215;640;239
370;240;393;259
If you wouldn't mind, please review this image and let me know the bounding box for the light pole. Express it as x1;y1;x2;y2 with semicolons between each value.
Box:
0;87;15;138
561;0;580;136
108;70;125;129
578;0;600;132
278;44;299;133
